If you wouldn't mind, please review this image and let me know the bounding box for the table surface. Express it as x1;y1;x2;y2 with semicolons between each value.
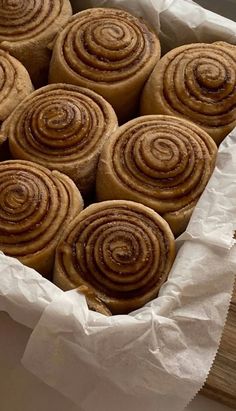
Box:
0;312;233;411
195;0;236;21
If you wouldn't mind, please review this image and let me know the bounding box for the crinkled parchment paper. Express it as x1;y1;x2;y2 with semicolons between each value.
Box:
0;1;236;410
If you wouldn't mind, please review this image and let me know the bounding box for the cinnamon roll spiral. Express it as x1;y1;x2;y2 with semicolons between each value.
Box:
6;84;118;196
0;48;33;123
49;8;161;122
54;200;175;314
0;160;83;277
0;0;72;86
96;116;217;236
140;42;236;145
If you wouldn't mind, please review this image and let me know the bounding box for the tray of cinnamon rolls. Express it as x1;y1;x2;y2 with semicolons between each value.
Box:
0;0;230;312
0;0;236;409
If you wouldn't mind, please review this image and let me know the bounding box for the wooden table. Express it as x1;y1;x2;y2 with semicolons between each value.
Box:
202;283;236;408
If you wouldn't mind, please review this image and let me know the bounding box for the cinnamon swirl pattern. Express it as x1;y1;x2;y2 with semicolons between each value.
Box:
54;200;175;314
0;0;72;86
49;8;161;122
0;49;33;123
140;42;236;145
0;160;83;277
6;84;118;196
96;116;217;236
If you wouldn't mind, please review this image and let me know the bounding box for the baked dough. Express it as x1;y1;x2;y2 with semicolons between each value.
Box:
0;48;33;122
0;0;72;86
6;83;118;197
49;8;161;122
0;160;83;277
140;42;236;145
53;200;175;314
96;115;217;237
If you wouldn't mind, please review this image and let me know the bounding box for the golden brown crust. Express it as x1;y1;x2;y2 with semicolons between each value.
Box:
0;160;83;277
5;83;118;197
0;0;72;86
53;200;175;314
49;8;161;122
140;42;236;145
0;49;33;122
77;285;112;316
96;115;217;237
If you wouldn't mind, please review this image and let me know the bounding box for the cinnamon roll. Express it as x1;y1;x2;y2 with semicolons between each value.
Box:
0;0;72;86
96;116;217;237
54;200;175;314
49;8;161;122
0;48;33;123
0;160;83;277
140;42;236;145
6;84;118;197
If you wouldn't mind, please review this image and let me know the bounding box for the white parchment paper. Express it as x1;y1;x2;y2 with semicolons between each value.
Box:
0;1;236;410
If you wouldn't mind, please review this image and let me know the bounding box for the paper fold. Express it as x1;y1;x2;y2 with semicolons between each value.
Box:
0;253;62;329
179;131;236;249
